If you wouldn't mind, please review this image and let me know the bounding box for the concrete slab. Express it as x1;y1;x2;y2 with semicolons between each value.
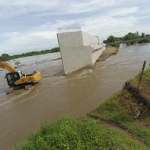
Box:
57;30;105;74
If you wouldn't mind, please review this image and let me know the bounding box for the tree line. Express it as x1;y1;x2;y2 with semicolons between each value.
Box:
104;32;150;46
0;47;60;61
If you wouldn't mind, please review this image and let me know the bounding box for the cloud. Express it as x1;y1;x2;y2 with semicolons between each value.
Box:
0;0;150;55
30;31;56;39
0;0;120;18
66;0;120;14
0;13;138;55
0;31;58;55
79;15;137;38
0;0;60;18
106;7;139;16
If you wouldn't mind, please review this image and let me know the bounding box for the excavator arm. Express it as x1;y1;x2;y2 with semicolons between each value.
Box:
0;62;16;72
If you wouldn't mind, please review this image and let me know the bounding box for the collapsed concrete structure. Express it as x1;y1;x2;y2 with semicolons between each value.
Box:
57;28;105;75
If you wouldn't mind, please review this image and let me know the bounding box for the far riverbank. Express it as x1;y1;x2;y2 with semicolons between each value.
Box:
97;46;117;61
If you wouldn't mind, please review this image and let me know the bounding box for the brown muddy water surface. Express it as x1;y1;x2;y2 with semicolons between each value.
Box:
0;44;150;149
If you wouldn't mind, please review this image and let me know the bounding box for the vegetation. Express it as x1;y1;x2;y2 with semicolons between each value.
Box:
89;69;150;147
143;69;150;83
14;117;147;150
14;69;150;149
0;47;59;62
89;89;150;147
104;31;150;46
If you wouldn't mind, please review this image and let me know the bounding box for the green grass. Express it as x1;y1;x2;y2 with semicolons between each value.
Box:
128;124;150;146
89;88;150;147
14;117;147;150
142;69;150;83
89;91;133;124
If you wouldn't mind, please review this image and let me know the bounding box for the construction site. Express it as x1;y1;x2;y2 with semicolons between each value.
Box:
57;28;105;74
0;29;150;149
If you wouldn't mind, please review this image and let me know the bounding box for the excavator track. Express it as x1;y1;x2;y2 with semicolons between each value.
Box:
25;85;32;90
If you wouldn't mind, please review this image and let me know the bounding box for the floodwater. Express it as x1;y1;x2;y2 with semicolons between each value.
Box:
0;52;61;99
0;44;150;149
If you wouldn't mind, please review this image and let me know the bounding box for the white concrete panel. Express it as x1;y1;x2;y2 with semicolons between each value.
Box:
60;46;92;74
58;31;83;47
91;45;103;51
91;47;105;65
82;32;99;46
57;30;105;74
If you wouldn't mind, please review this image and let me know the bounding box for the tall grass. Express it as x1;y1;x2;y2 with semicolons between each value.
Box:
15;117;147;150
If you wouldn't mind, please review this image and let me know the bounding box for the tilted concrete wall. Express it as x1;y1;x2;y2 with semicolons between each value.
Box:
60;46;92;74
91;47;105;65
57;31;105;74
82;31;99;46
58;31;83;47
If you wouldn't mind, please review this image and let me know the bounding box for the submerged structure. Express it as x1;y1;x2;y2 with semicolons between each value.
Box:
57;27;105;75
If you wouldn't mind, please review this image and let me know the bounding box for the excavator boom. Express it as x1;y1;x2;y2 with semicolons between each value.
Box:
0;62;16;72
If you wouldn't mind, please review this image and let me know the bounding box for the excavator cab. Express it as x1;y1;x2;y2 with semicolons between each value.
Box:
6;72;21;87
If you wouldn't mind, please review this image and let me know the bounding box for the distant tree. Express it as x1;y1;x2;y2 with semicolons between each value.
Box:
145;34;150;37
0;53;10;61
141;32;145;38
124;32;136;41
135;31;139;37
123;31;142;41
106;35;115;43
134;31;140;39
51;47;60;52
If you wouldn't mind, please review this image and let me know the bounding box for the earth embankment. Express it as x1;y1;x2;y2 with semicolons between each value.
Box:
97;46;117;61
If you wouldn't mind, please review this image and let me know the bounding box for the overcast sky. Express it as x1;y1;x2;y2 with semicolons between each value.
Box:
0;0;150;55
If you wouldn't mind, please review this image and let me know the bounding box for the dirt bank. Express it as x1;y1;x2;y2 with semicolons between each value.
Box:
89;69;150;148
124;69;150;107
97;46;118;62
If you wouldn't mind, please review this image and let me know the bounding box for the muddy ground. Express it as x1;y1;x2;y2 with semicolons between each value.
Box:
97;46;117;62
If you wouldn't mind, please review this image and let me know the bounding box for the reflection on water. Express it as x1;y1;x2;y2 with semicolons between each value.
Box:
0;44;150;150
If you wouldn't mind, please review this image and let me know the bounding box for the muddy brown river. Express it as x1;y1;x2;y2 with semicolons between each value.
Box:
0;44;150;149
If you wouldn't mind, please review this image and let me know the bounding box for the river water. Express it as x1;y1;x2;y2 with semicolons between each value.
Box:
0;44;150;149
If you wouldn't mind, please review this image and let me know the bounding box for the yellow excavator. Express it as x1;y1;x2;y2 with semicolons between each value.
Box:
0;62;42;94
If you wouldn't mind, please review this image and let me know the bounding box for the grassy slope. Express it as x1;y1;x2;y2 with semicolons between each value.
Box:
15;70;150;150
15;117;147;150
89;69;150;147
